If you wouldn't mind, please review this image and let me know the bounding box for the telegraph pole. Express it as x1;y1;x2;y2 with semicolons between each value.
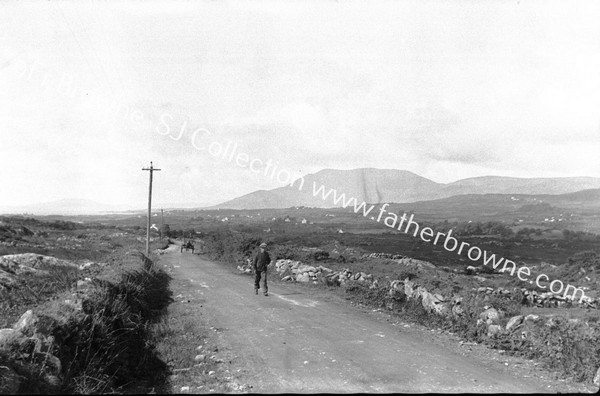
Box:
142;162;161;255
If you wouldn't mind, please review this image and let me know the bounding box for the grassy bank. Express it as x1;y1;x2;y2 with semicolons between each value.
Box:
0;251;172;394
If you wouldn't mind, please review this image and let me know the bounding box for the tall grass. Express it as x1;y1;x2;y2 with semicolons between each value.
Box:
58;252;172;393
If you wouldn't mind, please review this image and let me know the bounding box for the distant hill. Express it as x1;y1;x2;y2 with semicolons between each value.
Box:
214;168;600;209
218;168;440;209
0;199;136;215
380;188;600;221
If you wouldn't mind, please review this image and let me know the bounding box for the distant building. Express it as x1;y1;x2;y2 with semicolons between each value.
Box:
301;218;307;224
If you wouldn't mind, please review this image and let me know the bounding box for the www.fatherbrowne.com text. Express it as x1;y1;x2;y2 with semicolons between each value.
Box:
307;181;588;304
153;120;589;304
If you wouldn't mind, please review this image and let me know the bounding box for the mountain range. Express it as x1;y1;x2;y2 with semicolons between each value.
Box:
215;168;600;209
0;199;138;216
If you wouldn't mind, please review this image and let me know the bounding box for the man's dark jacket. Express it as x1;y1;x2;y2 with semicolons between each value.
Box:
253;251;271;272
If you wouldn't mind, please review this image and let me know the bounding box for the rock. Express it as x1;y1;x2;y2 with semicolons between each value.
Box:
208;370;216;376
281;275;292;282
0;366;20;394
593;366;600;386
524;314;540;322
297;265;316;274
194;354;206;362
505;315;524;331
296;273;310;283
452;304;464;316
434;302;450;316
369;279;379;290
388;287;403;298
196;345;203;351
78;261;97;270
45;353;62;373
0;328;22;347
432;293;445;303
13;310;38;335
487;324;502;338
479;308;501;324
404;279;414;298
466;265;479;274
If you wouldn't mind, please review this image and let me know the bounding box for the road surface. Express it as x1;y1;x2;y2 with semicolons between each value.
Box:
161;248;592;393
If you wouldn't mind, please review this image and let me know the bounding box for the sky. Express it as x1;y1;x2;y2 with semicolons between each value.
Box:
1;0;599;209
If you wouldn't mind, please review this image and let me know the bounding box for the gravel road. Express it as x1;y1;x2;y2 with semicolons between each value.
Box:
161;249;594;393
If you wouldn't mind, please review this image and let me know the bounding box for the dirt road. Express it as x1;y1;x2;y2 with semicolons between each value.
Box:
160;249;593;393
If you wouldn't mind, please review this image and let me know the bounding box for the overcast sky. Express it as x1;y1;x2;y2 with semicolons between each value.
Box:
1;0;599;208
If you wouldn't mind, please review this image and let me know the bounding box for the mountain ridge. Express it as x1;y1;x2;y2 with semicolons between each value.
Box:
214;168;600;209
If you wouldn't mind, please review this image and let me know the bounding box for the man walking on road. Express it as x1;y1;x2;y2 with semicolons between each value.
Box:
253;242;271;296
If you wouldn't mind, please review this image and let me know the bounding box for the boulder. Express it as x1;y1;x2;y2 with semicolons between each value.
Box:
432;293;445;303
466;265;479;274
505;315;524;331
297;265;316;274
404;279;415;298
593;366;600;386
296;273;310;283
487;324;502;338
0;328;22;347
452;304;464;316
194;354;206;362
421;291;435;312
479;308;501;324
433;302;450;316
524;314;540;322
